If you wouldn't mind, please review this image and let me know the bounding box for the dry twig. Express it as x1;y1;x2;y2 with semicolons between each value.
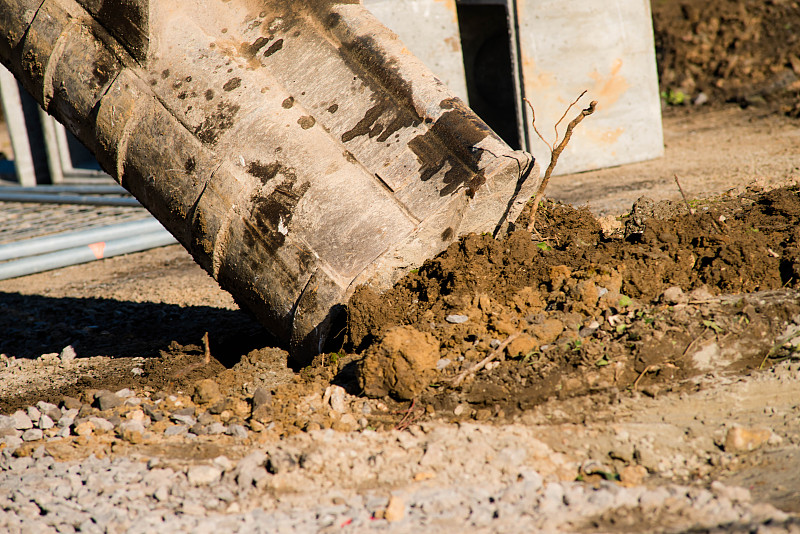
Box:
202;331;211;365
449;333;519;387
674;174;695;215
526;95;597;232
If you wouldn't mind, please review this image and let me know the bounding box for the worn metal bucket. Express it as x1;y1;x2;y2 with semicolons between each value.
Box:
0;0;539;360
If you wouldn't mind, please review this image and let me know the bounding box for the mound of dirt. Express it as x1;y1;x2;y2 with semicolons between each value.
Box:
347;185;800;415
652;0;800;115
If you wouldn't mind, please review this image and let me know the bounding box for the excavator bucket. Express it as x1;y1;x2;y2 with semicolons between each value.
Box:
0;0;539;361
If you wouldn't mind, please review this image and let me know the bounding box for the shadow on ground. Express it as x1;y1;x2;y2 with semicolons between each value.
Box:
0;291;275;364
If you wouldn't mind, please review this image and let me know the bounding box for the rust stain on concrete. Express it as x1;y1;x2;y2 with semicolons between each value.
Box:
589;58;630;109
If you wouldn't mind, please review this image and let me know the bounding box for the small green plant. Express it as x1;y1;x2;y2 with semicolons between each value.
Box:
410;268;419;274
522;350;540;363
616;324;627;334
618;295;632;308
329;351;343;366
661;88;686;106
702;319;724;334
571;339;583;352
595;355;611;367
536;242;553;252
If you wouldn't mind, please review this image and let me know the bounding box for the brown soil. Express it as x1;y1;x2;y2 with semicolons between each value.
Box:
653;0;800;115
346;186;800;417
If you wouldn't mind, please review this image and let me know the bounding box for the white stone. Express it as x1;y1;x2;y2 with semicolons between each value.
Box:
38;415;54;430
11;410;32;430
187;465;222;486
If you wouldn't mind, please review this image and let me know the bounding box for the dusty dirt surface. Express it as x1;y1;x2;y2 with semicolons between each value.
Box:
2;1;800;531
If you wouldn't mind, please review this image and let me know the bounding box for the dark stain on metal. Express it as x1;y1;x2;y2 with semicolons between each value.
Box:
247;161;282;184
263;39;284;58
407;105;490;197
184;157;197;173
343;150;357;164
205;89;214;101
441;227;454;241
341;102;385;142
185;76;192;82
327;104;338;113
338;35;416;111
282;96;294;109
249;162;310;248
194;101;240;145
298;116;316;129
223;77;242;91
241;36;271;58
161;69;170;79
325;13;341;28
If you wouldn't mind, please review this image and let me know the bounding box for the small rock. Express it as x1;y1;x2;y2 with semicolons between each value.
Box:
38;415;54;430
36;401;61;421
226;424;248;439
60;345;77;364
118;421;145;444
693;92;709;106
57;414;76;429
453;405;465;416
251;405;272;424
192;423;211;436
11;410;33;430
384;495;405;522
73;421;94;436
94;393;122;411
436;358;451;370
0;427;20;439
115;388;135;398
445;314;469;324
164;425;188;437
724;426;771;452
187;465;222;486
22;428;43;442
506;334;537;357
171;414;197;426
0;415;14;430
26;406;41;423
153;486;169;502
327;385;347;413
206;422;226;435
88;417;114;433
619;464;648;486
213;455;234;472
193;379;221;405
252;387;272;409
662;286;688;305
61;396;82;410
131;367;144;376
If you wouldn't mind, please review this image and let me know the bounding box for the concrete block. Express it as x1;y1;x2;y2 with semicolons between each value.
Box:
513;0;664;175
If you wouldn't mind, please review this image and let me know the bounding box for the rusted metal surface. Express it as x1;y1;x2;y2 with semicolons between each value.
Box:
0;0;539;360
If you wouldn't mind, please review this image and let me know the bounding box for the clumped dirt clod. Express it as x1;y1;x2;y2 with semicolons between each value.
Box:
358;325;440;400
